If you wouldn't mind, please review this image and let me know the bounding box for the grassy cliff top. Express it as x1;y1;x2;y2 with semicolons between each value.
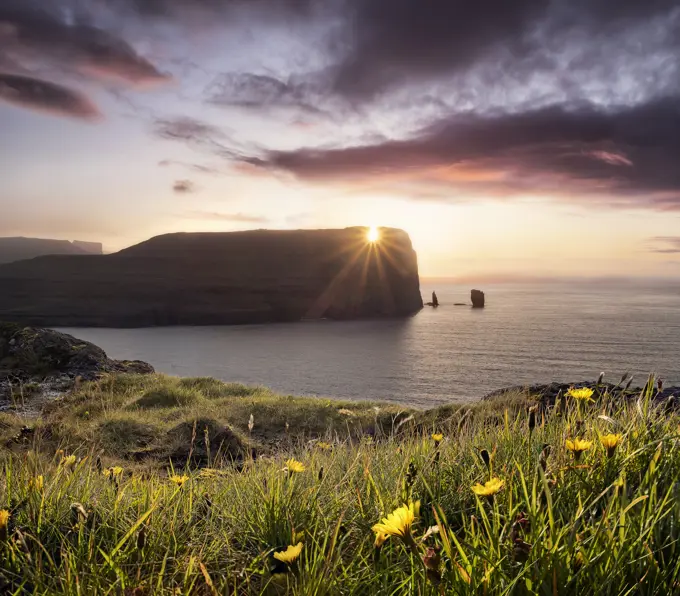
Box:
2;373;533;468
0;376;678;594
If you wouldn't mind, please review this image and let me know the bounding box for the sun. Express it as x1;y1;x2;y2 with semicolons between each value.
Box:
367;226;380;243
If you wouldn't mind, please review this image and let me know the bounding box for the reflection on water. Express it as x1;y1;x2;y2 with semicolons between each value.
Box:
59;282;680;407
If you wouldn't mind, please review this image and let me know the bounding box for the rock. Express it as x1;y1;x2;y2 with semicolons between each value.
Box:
0;228;423;327
0;322;153;401
471;289;485;308
483;381;680;407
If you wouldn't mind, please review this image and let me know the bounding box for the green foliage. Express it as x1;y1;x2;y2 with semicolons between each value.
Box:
1;377;678;594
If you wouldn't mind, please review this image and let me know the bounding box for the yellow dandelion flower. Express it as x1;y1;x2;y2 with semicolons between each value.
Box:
567;387;594;402
104;466;124;478
566;438;592;460
316;441;332;451
374;531;388;547
0;509;9;541
30;475;44;492
273;542;303;564
431;433;444;445
471;477;505;497
170;474;189;487
285;459;306;473
60;455;77;468
600;434;623;458
372;501;420;539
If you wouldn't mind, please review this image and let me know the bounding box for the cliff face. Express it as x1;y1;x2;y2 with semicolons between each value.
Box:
0;227;423;327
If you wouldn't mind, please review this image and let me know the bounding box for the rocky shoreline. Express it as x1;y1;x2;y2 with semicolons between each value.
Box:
0;323;153;410
483;380;680;405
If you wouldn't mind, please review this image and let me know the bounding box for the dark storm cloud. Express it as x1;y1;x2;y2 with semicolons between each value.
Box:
112;0;314;17
172;179;195;193
330;0;680;99
332;0;549;98
649;237;680;254
0;2;169;85
0;74;101;119
245;98;680;207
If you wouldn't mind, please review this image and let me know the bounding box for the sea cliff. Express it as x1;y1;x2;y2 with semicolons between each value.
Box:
0;227;423;327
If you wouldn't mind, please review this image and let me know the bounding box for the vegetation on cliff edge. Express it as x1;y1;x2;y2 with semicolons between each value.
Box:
1;376;679;594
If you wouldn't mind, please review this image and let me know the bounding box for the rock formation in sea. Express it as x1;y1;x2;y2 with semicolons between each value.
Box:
0;237;102;265
0;227;423;327
471;289;485;308
426;291;439;307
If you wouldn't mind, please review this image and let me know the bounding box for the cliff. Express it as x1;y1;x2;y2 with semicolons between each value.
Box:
0;227;423;327
0;237;102;264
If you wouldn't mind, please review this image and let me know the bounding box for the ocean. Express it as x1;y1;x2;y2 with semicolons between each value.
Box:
58;281;680;407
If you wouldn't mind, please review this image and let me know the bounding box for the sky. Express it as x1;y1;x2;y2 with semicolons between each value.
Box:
1;0;680;279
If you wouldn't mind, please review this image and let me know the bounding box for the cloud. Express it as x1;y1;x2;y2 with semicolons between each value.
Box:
172;179;195;193
649;237;680;254
159;159;219;174
154;117;223;144
0;2;169;85
328;0;680;99
242;98;680;208
0;74;101;120
206;72;329;116
154;116;258;160
182;210;270;224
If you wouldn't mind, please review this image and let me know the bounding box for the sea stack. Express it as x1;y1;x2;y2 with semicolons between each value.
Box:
471;289;485;308
0;227;423;327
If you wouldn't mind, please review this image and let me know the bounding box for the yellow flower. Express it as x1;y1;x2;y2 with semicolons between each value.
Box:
285;459;306;473
60;455;77;468
30;475;44;492
273;542;303;564
567;387;594;401
600;434;623;457
0;511;8;541
431;433;444;445
471;477;505;497
566;438;592;460
170;474;189;487
104;466;124;478
374;531;388;548
372;501;420;539
316;441;332;451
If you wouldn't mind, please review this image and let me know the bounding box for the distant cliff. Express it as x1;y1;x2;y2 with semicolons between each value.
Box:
0;237;102;264
0;227;423;327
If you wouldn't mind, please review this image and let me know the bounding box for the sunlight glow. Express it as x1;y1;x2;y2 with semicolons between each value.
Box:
367;226;380;243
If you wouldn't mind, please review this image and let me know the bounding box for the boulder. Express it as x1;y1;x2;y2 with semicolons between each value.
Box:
0;322;153;383
0;228;423;327
471;289;485;308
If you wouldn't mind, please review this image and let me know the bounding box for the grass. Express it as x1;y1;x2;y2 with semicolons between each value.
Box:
0;376;679;594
